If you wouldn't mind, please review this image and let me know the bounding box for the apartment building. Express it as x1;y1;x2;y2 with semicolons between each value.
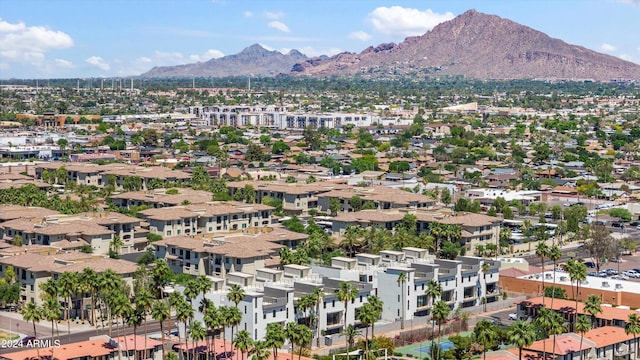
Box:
141;201;274;237
110;188;213;208
0;252;136;306
317;187;436;213
0;210;148;255
153;227;308;277
227;181;346;215
34;162;191;190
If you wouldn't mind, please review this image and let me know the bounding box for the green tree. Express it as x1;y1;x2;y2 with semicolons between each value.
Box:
575;315;591;360
473;319;497;360
535;241;549;305
507;320;536;360
626;313;640;359
584;294;602;328
234;330;254;360
329;198;341;216
21;302;43;359
336;282;358;333
341;325;361;360
432;300;451;360
265;322;287;360
151;300;170;360
188;320;207;360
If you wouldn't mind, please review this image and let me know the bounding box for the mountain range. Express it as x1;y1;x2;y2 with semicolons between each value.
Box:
141;10;640;81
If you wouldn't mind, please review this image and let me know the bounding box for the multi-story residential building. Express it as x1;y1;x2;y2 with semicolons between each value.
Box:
110;188;213;208
437;213;502;252
0;252;137;306
227;181;346;215
153;227;308;277
34;162;191;190
178;250;498;344
317;187;436;213
0;210;148;254
141;201;274;237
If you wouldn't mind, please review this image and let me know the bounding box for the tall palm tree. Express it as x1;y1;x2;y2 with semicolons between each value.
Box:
425;279;442;356
81;268;99;327
568;259;588;322
625;313;640;359
58;271;78;342
43;296;62;343
265;322;286;360
549;311;567;358
296;325;313;360
583;295;602;329
575;315;591;360
21;302;43;360
396;272;407;330
366;295;383;338
357;303;377;360
134;288;154;354
126;308;144;360
286;322;301;359
204;305;221;360
176;298;195;352
507;320;536;360
535;308;554;360
432;300;450;360
340;325;361;360
226;306;242;357
335;282;358;334
473;319;497;360
151;300;170;360
228;284;246;309
535;241;549;299
548;245;562;309
189;320;207;360
234;330;253;360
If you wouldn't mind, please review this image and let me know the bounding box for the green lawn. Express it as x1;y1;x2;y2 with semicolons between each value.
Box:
0;330;19;341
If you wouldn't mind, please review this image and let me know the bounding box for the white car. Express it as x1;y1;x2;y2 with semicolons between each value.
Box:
508;313;518;321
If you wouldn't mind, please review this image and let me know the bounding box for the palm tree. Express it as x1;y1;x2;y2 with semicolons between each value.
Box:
176;298;195;351
295;325;313;360
473;319;497;360
535;308;554;360
507;320;536;360
340;226;362;257
341;325;361;360
43;296;62;343
265;322;286;360
549;311;567;358
227;284;246;309
134;288;154;354
583;294;602;328
189;320;207;360
58;271;78;342
335;282;358;333
575;315;591;360
21;302;43;360
567;259;587;321
397;272;407;330
548;245;562;309
535;241;549;299
432;300;450;360
626;313;640;359
234;330;253;360
81;268;99;326
366;295;383;338
286;322;301;358
425;278;442;357
151;301;170;360
249;341;271;360
357;303;377;360
204;305;221;360
126;308;144;360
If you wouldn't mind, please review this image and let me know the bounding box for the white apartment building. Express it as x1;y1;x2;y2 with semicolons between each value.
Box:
179;250;499;345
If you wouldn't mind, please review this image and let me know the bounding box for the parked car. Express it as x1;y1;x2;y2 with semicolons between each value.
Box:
610;257;622;263
585;261;596;268
611;222;624;228
19;336;36;345
588;272;597;277
630;221;640;227
508;313;518;321
605;268;618;275
623;271;640;278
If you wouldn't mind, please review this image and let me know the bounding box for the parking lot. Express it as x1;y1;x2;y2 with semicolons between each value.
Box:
573;251;640;282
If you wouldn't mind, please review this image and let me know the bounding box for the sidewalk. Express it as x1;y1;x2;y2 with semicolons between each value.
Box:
0;309;102;337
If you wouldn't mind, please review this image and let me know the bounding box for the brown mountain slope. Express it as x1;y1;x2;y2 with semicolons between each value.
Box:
141;44;308;78
292;10;640;81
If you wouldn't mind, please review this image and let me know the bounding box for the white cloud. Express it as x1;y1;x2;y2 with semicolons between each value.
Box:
264;11;285;20
268;21;290;33
85;56;110;71
601;43;617;52
244;11;254;18
189;49;224;62
54;59;74;68
367;6;455;37
0;19;73;65
295;46;342;58
348;30;372;41
258;43;274;51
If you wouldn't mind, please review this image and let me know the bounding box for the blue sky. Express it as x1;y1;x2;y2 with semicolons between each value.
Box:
1;0;639;79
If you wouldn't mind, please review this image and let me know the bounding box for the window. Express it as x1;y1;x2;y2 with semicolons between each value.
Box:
236;259;241;264
166;230;172;236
